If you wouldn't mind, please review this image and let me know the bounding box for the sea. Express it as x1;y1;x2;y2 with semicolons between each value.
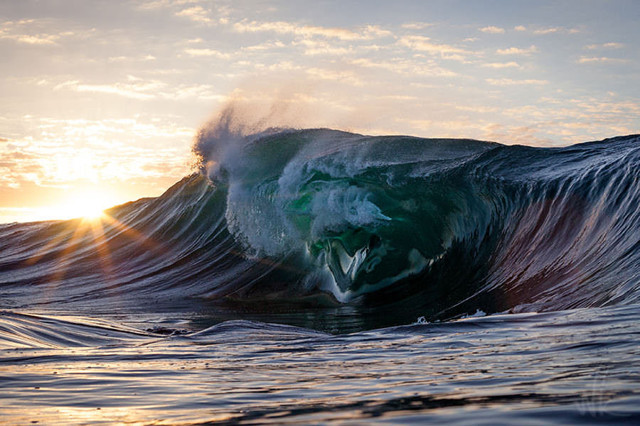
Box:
1;128;640;424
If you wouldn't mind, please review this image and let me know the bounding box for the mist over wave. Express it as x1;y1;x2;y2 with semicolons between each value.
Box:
1;110;640;330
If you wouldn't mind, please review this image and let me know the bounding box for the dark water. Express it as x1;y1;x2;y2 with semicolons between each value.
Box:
1;129;640;423
1;306;639;424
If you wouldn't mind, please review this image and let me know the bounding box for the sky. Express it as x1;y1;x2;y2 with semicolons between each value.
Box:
1;0;639;223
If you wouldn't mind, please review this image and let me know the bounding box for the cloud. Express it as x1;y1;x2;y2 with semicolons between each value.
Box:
305;68;363;86
54;77;225;101
398;35;469;60
0;19;72;45
364;25;393;38
233;20;390;41
401;22;433;30
137;0;204;10
585;42;624;50
483;123;552;146
486;78;548;86
496;45;538;55
454;105;499;114
184;48;231;58
510;25;580;35
577;56;628;64
243;40;286;51
404;118;489;136
479;26;505;34
533;27;560;35
0;147;46;189
529;26;580;35
351;57;457;78
296;39;351;56
175;6;212;24
494;95;640;144
58;81;161;100
107;54;156;62
482;62;521;69
164;84;226;101
4;34;60;45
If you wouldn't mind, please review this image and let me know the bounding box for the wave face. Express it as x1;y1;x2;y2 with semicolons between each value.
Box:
2;129;640;330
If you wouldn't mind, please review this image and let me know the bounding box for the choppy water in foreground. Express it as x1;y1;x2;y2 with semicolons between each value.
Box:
2;305;640;424
2;129;640;423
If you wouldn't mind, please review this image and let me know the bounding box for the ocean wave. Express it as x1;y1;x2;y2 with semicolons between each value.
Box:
1;128;640;329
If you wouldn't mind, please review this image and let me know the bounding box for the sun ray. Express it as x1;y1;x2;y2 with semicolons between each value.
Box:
101;213;167;258
88;217;115;278
24;222;80;266
40;219;95;304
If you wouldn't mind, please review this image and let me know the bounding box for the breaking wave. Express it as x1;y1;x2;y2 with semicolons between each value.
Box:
2;127;640;329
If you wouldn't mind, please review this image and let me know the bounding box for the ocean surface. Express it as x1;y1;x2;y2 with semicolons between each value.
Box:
1;128;640;424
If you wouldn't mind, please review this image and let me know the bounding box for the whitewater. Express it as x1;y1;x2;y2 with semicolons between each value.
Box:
1;128;640;423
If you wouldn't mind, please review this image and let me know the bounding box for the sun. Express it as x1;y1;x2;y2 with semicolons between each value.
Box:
48;189;119;221
73;201;107;220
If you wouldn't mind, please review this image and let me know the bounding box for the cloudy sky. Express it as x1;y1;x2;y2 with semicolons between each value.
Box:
1;0;639;222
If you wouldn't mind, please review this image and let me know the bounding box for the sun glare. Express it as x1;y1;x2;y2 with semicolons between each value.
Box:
74;203;106;220
48;190;119;221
